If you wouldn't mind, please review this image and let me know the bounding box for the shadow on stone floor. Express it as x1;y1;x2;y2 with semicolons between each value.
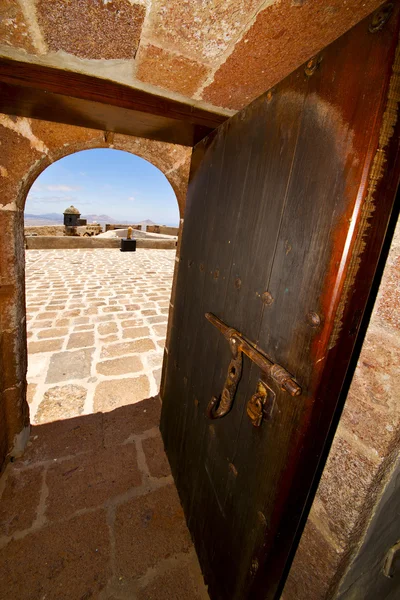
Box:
0;397;209;600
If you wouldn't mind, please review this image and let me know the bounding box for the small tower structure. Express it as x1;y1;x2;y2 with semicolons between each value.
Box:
63;205;81;236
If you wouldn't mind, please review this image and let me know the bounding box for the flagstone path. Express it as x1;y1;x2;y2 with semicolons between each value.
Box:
0;248;209;600
25;248;175;423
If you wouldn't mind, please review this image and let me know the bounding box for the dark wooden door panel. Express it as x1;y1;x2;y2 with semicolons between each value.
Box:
161;5;400;599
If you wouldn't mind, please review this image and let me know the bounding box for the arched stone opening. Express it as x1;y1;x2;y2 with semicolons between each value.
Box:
0;115;191;468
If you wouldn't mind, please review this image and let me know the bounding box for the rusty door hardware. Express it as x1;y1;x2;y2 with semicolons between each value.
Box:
383;540;400;578
205;313;301;421
247;380;276;427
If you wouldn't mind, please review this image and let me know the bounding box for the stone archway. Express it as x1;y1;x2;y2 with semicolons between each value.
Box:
0;114;191;467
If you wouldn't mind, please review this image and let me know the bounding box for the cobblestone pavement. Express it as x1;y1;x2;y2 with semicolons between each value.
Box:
0;249;209;600
25;248;175;423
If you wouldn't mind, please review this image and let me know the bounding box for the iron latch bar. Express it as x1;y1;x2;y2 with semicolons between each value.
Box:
205;312;301;420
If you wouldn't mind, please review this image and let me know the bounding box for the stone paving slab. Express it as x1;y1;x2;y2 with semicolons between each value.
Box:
0;398;209;600
25;248;175;424
0;249;212;598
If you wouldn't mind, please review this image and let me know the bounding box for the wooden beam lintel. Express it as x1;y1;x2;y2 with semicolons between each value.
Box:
0;58;228;146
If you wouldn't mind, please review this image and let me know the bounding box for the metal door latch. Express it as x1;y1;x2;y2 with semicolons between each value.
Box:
246;380;276;427
205;313;301;425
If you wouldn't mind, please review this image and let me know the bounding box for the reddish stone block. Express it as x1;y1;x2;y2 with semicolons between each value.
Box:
202;0;383;109
23;412;104;463
0;0;35;53
102;396;161;447
115;484;192;578
315;436;378;548
46;444;141;520
0;123;46;212
0;466;43;537
36;0;145;60
137;563;204;600
376;253;400;331
136;45;209;97
341;392;399;460
29;121;104;157
148;0;261;62
283;520;342;600
348;329;400;412
142;433;170;478
0;510;111;599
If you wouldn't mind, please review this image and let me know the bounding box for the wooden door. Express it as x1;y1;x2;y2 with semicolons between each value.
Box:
161;5;400;599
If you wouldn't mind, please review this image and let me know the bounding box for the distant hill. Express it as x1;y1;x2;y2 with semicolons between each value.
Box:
24;213;63;226
24;213;157;227
82;215;156;227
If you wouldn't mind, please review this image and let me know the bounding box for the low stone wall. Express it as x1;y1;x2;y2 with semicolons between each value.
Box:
25;236;177;250
147;225;179;236
105;224;142;231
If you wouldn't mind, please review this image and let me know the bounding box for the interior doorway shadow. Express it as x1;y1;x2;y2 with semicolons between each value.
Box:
0;397;208;600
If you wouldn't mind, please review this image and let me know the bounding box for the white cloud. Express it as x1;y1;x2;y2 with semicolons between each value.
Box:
128;196;135;201
45;185;80;192
29;195;75;203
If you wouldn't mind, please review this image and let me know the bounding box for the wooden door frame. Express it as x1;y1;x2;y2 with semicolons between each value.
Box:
0;57;227;147
1;19;400;595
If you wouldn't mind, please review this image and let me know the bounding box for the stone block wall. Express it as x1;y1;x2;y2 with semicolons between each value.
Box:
0;0;384;112
0;114;190;466
283;216;400;599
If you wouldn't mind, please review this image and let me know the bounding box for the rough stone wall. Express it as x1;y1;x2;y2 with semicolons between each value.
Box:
0;0;384;112
0;114;190;466
283;216;400;599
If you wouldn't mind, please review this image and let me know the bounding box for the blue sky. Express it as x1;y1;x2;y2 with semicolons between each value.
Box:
25;148;180;225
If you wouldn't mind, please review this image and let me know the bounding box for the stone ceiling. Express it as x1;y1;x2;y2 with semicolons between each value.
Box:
0;0;385;115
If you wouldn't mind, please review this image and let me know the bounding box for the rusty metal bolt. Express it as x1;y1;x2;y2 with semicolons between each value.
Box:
199;262;205;272
304;55;321;77
262;291;274;306
213;269;220;279
250;558;259;575
369;3;393;33
235;277;242;289
229;462;238;476
258;511;268;527
307;311;321;327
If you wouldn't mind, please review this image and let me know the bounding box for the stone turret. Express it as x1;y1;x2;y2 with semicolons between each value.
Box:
63;205;81;227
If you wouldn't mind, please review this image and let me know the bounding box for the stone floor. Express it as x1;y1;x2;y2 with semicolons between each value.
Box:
0;249;209;600
25;249;175;422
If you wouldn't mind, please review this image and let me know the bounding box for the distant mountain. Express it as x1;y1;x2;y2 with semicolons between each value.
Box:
25;212;63;222
24;213;158;227
24;213;63;226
